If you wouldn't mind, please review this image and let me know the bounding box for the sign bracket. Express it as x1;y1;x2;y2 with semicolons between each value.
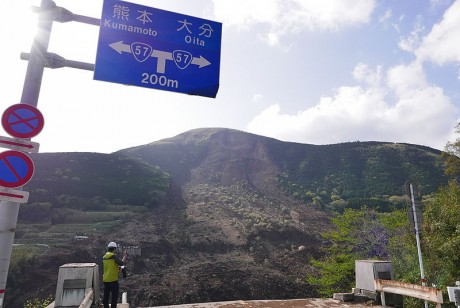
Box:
20;52;95;71
32;3;101;26
20;2;101;71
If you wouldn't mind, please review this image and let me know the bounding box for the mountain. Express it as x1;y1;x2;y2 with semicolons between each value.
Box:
118;128;446;210
5;128;449;307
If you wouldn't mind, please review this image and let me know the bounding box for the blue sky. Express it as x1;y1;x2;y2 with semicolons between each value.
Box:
1;0;459;153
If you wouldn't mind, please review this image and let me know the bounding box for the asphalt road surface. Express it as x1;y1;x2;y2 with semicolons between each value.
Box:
147;298;382;307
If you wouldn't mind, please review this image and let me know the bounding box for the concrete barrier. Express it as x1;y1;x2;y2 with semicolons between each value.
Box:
54;263;100;308
46;263;130;308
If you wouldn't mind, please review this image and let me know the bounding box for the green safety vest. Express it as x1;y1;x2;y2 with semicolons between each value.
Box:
103;252;120;282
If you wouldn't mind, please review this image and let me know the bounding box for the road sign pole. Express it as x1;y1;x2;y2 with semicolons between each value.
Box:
0;1;53;306
20;0;55;108
0;201;20;307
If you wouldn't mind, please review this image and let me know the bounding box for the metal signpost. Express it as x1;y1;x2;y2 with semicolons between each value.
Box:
94;0;222;98
0;0;52;302
0;0;222;306
0;111;40;305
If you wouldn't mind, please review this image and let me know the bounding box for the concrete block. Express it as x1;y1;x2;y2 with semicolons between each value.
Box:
333;292;355;302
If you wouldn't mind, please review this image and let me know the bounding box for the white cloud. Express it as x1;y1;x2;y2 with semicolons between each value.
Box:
213;0;376;45
398;15;425;53
252;94;264;102
414;1;460;64
352;63;383;86
386;62;427;96
283;0;376;31
248;1;460;150
212;0;279;29
247;63;457;150
430;0;454;9
379;8;392;23
265;32;280;47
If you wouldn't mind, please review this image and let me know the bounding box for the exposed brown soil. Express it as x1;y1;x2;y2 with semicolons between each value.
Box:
5;129;333;307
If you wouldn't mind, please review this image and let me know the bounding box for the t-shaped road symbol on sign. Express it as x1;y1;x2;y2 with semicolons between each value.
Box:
109;41;211;74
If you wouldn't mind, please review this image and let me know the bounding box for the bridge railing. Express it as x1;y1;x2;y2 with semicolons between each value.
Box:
375;279;443;308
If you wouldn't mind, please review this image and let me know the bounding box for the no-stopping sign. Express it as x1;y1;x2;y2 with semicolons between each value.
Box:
2;104;44;139
0;150;34;188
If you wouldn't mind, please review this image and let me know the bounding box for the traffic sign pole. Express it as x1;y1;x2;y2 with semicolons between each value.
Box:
0;1;53;306
20;0;55;108
0;200;19;307
1;0;221;305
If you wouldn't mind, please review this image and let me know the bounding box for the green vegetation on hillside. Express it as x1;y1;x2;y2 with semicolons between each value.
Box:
308;180;460;306
306;207;408;296
28;152;169;207
16;152;170;245
424;181;460;288
306;128;460;306
276;142;446;212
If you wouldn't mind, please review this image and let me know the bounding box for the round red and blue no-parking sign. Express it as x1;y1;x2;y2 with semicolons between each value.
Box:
0;150;34;188
1;104;44;139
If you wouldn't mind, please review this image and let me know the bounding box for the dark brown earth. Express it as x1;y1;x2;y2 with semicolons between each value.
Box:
6;129;333;307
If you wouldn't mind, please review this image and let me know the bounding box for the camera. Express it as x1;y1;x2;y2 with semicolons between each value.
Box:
119;265;127;279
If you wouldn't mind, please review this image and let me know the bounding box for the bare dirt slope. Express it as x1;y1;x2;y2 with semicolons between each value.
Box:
109;129;332;306
7;129;331;307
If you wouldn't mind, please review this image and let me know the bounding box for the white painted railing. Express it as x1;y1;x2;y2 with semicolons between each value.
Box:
79;289;93;308
45;290;129;308
375;279;443;307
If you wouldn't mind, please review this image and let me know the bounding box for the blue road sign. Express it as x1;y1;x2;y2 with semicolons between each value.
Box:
0;150;34;188
2;104;44;139
94;0;222;98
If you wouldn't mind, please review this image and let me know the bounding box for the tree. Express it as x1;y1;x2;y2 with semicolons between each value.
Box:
423;124;460;288
442;123;460;178
423;181;460;288
306;208;397;296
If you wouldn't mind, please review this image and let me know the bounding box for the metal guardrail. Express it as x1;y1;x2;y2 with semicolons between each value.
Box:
45;291;129;308
375;279;443;307
79;289;93;308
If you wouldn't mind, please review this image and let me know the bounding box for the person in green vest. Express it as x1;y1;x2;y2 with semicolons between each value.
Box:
103;242;128;308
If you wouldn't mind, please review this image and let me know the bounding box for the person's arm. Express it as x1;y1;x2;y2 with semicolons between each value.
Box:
122;250;128;263
114;250;128;265
114;253;125;266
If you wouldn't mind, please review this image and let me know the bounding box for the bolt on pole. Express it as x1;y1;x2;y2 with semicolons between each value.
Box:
0;1;54;306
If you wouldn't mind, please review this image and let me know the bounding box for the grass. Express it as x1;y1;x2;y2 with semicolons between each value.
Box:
47;221;121;234
15;208;141;245
11;244;49;265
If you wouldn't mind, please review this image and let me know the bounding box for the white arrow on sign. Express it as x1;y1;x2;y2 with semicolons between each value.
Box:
109;41;211;74
192;56;211;68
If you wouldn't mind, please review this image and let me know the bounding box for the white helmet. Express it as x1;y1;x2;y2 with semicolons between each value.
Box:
108;242;117;248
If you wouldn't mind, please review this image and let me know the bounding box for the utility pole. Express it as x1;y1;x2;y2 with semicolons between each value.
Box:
406;181;428;308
